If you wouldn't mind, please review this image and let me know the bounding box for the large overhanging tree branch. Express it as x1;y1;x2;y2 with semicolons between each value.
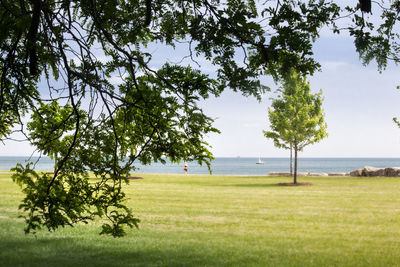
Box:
0;0;269;237
0;0;382;236
344;1;400;129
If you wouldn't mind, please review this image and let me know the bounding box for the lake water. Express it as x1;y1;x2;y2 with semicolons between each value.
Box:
1;156;399;175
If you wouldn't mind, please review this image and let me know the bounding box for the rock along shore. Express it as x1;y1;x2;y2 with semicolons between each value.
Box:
268;172;346;177
349;166;400;177
268;166;400;177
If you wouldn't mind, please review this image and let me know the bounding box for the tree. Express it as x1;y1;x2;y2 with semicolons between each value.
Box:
264;70;328;184
0;0;341;237
0;0;393;236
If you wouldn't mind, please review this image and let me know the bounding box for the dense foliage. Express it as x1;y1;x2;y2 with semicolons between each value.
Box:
0;0;399;236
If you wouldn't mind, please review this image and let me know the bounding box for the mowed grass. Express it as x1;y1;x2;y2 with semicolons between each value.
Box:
1;171;400;266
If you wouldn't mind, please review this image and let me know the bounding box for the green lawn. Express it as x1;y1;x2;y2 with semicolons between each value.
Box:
1;171;400;266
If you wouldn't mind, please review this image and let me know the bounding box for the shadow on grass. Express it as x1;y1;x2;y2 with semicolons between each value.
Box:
0;234;232;267
232;183;282;188
211;183;284;188
211;181;314;188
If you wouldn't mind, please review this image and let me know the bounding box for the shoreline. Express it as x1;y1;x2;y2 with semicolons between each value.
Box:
0;172;400;178
1;157;399;175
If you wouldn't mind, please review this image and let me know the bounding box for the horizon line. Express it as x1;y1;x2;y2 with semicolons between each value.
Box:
0;155;399;159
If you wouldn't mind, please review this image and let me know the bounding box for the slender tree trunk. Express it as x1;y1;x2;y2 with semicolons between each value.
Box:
294;141;298;184
290;145;293;176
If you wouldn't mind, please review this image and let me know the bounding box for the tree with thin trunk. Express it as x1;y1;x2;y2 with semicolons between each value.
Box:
264;70;328;184
290;145;293;176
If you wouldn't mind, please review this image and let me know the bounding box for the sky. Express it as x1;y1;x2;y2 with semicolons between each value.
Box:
202;34;400;158
1;8;400;158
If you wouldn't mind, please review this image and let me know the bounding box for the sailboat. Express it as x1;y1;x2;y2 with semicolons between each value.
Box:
256;157;264;165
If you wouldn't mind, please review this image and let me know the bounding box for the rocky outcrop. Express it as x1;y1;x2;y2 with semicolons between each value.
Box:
349;169;363;177
267;172;313;177
269;172;335;177
362;166;386;177
385;167;400;177
349;166;400;177
296;172;308;177
269;167;400;177
308;172;328;177
328;172;347;176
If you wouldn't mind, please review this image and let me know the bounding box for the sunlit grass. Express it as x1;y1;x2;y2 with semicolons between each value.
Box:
1;171;400;266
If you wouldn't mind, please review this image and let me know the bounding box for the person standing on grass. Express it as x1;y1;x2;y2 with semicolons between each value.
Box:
183;162;189;175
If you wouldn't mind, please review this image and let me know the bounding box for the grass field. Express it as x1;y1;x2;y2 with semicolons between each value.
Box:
1;171;400;266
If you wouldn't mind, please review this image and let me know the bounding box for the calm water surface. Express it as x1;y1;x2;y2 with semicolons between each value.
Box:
1;156;399;175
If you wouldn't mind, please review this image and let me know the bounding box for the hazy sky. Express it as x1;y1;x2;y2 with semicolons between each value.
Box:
1;20;399;158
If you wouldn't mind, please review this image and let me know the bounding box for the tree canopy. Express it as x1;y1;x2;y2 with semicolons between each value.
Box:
0;0;399;236
264;70;328;184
